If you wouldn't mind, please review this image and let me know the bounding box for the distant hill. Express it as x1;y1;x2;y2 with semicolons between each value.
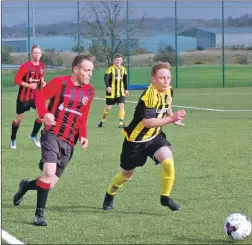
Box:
2;14;252;38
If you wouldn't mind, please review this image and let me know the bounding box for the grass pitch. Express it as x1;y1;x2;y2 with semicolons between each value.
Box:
1;85;252;244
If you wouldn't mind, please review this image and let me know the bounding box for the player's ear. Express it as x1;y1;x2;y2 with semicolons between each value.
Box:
73;66;78;74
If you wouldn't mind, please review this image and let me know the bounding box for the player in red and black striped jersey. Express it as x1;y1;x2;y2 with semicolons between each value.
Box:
10;45;46;149
13;55;95;226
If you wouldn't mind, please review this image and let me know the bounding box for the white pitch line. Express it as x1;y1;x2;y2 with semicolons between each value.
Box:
94;97;252;112
1;230;25;244
130;92;252;96
2;97;252;112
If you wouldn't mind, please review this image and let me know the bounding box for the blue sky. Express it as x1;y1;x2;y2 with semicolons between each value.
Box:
2;1;252;26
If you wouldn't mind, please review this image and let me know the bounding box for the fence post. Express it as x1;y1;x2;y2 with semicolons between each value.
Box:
126;1;130;88
222;1;225;88
175;1;178;88
77;1;80;54
28;1;30;60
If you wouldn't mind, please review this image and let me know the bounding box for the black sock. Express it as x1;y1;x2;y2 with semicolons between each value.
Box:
31;119;42;137
11;121;20;140
35;179;50;216
25;179;38;192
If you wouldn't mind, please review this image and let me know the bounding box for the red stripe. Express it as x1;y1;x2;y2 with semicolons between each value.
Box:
36;178;50;190
12;120;20;126
63;87;80;141
53;82;71;137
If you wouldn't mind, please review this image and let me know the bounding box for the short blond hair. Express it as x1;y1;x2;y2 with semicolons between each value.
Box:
151;61;171;76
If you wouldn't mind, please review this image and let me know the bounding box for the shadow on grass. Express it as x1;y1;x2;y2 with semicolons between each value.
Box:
2;203;164;217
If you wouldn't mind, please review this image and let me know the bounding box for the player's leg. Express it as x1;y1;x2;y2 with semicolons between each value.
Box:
152;133;180;211
10;100;25;149
103;168;134;210
98;100;113;127
118;97;126;128
29;101;43;148
103;139;146;210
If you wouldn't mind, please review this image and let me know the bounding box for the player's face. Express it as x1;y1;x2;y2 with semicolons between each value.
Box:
31;48;42;62
75;60;94;85
151;68;171;92
114;57;123;67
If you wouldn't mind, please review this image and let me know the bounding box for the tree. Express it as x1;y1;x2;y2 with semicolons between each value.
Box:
80;1;143;66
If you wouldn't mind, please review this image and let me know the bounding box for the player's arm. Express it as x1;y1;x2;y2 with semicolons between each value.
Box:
167;106;185;127
14;63;32;88
41;64;47;87
79;88;95;149
141;90;185;128
123;68;129;96
35;78;61;120
143;108;186;128
104;67;112;93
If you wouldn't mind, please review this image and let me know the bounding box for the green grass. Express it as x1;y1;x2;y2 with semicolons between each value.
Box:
2;87;252;244
2;64;252;90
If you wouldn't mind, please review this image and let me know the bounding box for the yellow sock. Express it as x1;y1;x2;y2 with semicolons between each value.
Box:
118;108;125;125
107;172;130;195
161;158;175;196
101;109;109;123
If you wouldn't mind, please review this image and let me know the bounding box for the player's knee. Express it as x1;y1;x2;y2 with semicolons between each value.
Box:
118;103;124;110
15;114;23;123
122;169;134;180
42;164;57;180
161;158;175;175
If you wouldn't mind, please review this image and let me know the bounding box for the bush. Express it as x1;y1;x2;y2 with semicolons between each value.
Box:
234;54;249;65
72;45;85;52
1;47;13;64
130;47;150;55
154;45;176;66
41;51;64;66
197;46;205;51
88;44;107;63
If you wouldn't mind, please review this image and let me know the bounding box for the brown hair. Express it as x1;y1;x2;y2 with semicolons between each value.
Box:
151;61;171;76
31;45;41;52
114;53;123;59
72;54;95;71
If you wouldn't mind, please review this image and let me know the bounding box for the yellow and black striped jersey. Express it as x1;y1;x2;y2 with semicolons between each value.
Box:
122;84;173;142
105;64;127;98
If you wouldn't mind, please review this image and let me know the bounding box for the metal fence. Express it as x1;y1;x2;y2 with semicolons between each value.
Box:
2;1;252;88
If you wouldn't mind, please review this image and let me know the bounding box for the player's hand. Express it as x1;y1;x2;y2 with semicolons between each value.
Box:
29;83;37;89
43;113;56;126
42;81;47;87
107;87;112;93
125;90;129;96
80;137;88;149
172;110;186;123
173;120;185;127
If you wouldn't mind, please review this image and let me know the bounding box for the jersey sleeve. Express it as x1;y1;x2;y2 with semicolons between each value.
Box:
35;78;62;118
14;63;28;85
105;66;112;75
40;63;46;78
140;87;158;119
79;87;95;139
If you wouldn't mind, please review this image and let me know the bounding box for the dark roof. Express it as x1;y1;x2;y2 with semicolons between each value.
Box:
178;27;252;37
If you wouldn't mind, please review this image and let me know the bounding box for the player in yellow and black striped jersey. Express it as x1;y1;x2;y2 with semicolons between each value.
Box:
102;61;186;212
98;53;129;128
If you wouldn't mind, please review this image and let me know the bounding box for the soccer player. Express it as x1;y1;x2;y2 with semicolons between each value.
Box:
13;55;95;226
102;61;186;211
10;45;46;149
98;53;129;128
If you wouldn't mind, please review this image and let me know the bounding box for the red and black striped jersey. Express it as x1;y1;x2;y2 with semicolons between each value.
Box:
36;76;95;146
14;61;46;102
